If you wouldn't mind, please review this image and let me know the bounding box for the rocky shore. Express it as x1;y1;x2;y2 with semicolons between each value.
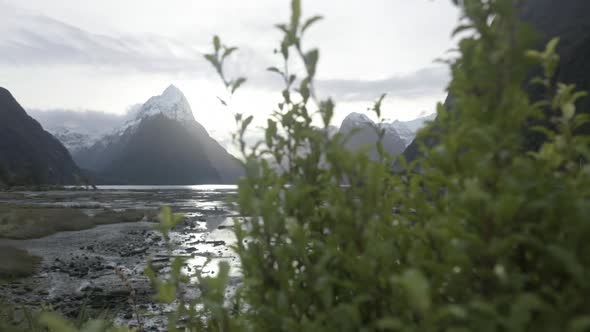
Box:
0;187;240;331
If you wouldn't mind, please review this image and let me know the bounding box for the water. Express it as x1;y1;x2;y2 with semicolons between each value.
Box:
9;185;239;216
93;184;238;192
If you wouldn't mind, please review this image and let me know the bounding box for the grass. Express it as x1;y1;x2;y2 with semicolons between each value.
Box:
0;246;41;280
0;204;159;281
0;203;158;240
0;192;26;200
92;209;155;225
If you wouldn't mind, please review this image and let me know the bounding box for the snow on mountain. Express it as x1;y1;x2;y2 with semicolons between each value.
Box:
30;109;128;155
388;122;414;145
340;112;436;148
108;85;195;138
389;113;436;146
340;112;374;131
49;126;100;153
71;84;242;184
136;85;194;123
339;113;407;159
398;113;436;132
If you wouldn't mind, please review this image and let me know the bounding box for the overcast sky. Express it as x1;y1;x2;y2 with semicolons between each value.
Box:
0;0;460;147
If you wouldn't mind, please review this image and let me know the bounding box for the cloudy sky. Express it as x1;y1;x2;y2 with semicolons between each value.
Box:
0;0;460;149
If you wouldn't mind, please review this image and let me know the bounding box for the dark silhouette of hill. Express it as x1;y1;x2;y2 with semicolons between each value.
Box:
0;87;79;185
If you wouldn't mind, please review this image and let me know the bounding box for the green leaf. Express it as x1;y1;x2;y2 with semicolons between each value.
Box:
242;115;254;131
231;77;247;94
157;282;177;303
213;35;221;52
376;318;402;330
266;119;277;147
563;103;575;120
290;0;301;30
38;312;77;332
275;23;289;35
452;24;473;36
569;316;590;332
301;15;323;34
299;77;311;102
217;96;227;106
222;46;238;60
546;245;585;286
203;53;218;68
546;37;560;55
281;39;290;60
80;320;110;332
267;66;283;75
395;269;430;312
372;93;387;118
304;49;319;78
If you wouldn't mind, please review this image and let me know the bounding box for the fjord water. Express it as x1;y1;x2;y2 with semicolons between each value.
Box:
94;184;238;191
26;184;242;214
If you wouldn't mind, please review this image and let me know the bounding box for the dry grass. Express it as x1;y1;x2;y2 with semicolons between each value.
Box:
92;209;157;225
0;204;92;239
0;246;41;279
0;203;156;240
0;192;26;200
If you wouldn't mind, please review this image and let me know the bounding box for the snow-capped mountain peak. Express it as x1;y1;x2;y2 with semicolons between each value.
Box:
340;112;374;131
135;85;195;123
389;121;414;145
339;112;435;148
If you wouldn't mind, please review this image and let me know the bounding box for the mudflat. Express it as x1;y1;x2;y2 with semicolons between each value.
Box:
0;187;240;330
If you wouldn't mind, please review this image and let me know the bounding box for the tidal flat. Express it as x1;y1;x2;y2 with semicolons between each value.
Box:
0;186;241;331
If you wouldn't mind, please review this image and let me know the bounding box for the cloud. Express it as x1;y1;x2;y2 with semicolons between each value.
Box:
0;4;207;74
315;66;450;102
0;1;451;107
28;108;130;135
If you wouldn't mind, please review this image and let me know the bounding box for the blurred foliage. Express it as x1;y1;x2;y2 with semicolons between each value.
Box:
11;0;590;331
189;0;590;330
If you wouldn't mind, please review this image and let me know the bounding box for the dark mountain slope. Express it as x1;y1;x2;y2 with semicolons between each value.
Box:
73;85;242;184
0;87;79;185
403;0;590;162
103;115;222;185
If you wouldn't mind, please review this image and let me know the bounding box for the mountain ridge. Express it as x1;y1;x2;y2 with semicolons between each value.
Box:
338;112;435;160
0;87;80;185
73;85;242;184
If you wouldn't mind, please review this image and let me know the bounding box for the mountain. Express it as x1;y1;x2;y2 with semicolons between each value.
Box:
520;0;590;148
50;127;100;153
74;85;242;185
390;114;436;146
29;108;130;155
403;0;590;162
0;87;79;185
339;113;407;160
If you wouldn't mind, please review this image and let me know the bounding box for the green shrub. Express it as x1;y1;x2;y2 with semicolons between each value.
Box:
188;0;590;331
32;0;590;331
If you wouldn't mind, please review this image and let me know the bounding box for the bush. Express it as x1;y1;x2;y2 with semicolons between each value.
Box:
32;0;590;331
190;0;590;331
